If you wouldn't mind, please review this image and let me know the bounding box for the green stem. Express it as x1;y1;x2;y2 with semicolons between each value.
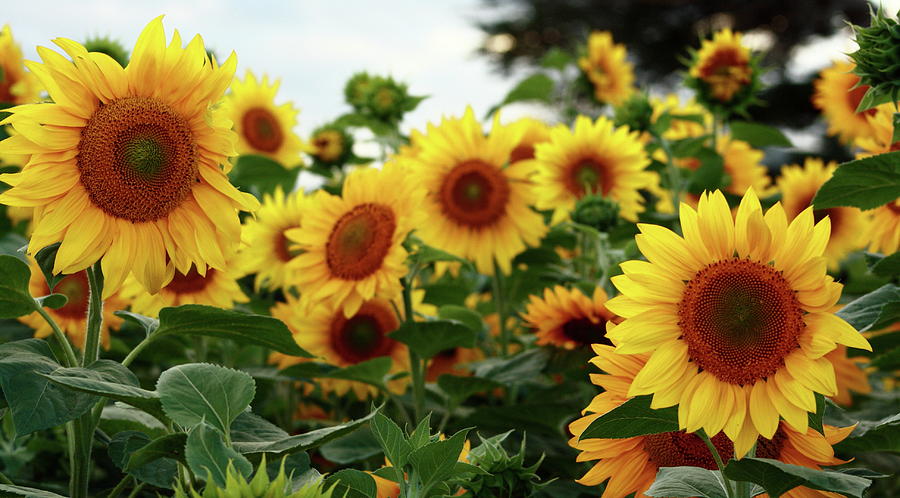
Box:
658;136;682;215
491;264;510;357
121;337;152;367
126;482;145;498
387;390;413;427
698;430;735;498
34;305;79;368
82;262;104;367
106;475;132;498
402;278;426;422
0;470;12;485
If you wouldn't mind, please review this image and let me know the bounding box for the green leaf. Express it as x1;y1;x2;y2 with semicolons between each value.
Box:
228;154;300;197
408;413;433;449
856;85;895;113
0;232;27;262
407;428;469;492
835;413;900;453
231;406;380;455
868;251;900;278
812;152;900;210
496;74;554;110
320;426;383;464
229;411;289;450
808;393;826;435
322;469;376;498
389;320;477;359
410;245;469;267
99;405;167;439
0;484;68;497
723;458;871;498
0;255;37;319
472;348;550;385
729;121;792;147
452;461;491;476
645;467;728;498
438;305;485;334
837;284;900;332
437;375;501;406
114;310;159;337
686;148;726;193
324;356;392;387
580;395;678;440
185;422;252;486
124;432;188;471
893;112;900;146
154;305;312;357
157;363;255;435
670;135;709;158
871;346;900;370
34;294;66;309
33;243;63;291
40;360;167;423
370;411;412;468
540;48;572;70
109;431;178;489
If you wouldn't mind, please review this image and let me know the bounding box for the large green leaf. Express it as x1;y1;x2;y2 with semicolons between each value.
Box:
33;243;64;292
99;405;167;440
228;154;300;197
0;254;36;319
471;349;550;385
408;428;470;492
835;413;900;453
579;395;678;440
437;374;501;407
812;152;900;210
389;320;477;359
231;406;380;455
229;411;290;449
645;467;728;498
723;458;871;498
157;363;255;435
185;423;252;486
322;356;393;387
322;469;376;498
487;73;554;116
370;411;412;468
729;121;792;147
320;426;383;464
0;484;67;497
837;284;900;332
108;430;178;489
124;433;188;471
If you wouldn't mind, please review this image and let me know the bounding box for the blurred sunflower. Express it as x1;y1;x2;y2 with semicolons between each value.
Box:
578;31;634;106
0;25;40;105
569;344;855;497
521;286;617;349
828;345;872;407
241;187;308;291
688;29;753;105
270;293;412;399
0;17;259;297
506;117;551;166
857;103;899;156
812;60;877;143
604;189;870;456
286;162;424;317
122;264;248;317
309;124;353;166
426;346;484;382
777;158;868;269
411;107;546;274
20;261;127;349
533;116;651;224
865;200;900;255
224;70;306;167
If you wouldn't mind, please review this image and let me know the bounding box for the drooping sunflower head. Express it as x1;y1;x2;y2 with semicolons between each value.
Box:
521;286;617;349
777;157;869;268
570;344;855;497
533;115;651;224
0;25;40;106
687;29;758;112
122;264;248;317
224;70;306;167
603;188;871;456
410;107;547;275
856;103;900;156
0;17;260;297
309;123;353;166
287;162;424;317
240;186;309;292
865;199;900;255
578;31;634;106
812;60;878;144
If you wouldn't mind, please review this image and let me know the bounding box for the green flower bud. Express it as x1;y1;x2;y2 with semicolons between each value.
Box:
83;35;129;67
849;7;900;106
572;194;620;232
614;92;654;134
174;456;334;498
310;124;353;167
363;76;411;122
343;71;374;110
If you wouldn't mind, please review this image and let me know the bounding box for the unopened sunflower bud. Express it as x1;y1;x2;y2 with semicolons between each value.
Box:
344;71;374;110
572;194;620;232
614;92;654;134
310;124;353;167
83;35;130;67
849;7;900;107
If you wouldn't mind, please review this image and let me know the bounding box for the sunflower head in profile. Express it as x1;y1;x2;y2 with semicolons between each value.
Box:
271;293;412;399
224;70;307;167
410;107;547;275
0;25;40;106
240;187;308;292
20;259;127;349
0;17;260;297
578;31;634;106
603;189;871;456
687;29;758;114
569;344;855;498
812;60;878;144
287;162;424;317
121;264;248;317
777;158;869;269
533;115;651;224
522;286;617;350
857;103;900;156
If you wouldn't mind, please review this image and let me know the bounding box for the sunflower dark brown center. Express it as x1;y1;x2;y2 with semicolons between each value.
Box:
509;144;535;163
166;267;213;295
0;65;17;104
313;131;343;162
329;301;399;364
326;203;396;280
643;431;732;470
242;107;284;153
46;272;90;319
561;317;609;346
274;229;301;263
565;159;611;197
77;97;196;222
678;258;804;385
439;160;510;228
798;194;843;234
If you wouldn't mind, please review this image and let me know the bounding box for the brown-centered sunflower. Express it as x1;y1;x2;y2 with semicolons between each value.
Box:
425;346;485;382
521;286;617;349
570;344;856;498
0;25;40;106
286;161;424;317
240;186;308;291
121;264;248;317
604;188;871;456
855;105;900;255
687;29;755;107
812;60;878;144
578;31;634;106
0;17;259;297
410;107;547;275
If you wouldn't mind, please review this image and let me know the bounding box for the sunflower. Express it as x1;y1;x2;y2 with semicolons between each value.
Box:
425;346;484;382
121;264;248;317
0;25;40;106
223;70;306;167
270;293;411;399
309;124;353;166
506;117;551;166
370;438;471;498
240;187;308;291
569;344;855;498
865;200;900;255
603;189;871;456
0;17;259;297
688;29;753;104
521;286;617;349
828;345;872;406
286;162;423;317
411;107;546;275
777;158;868;269
812;60;877;143
857;103;899;156
533;115;651;223
578;31;634;106
20;259;127;349
650;94;710;141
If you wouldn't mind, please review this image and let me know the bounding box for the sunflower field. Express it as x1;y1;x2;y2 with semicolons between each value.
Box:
0;4;898;498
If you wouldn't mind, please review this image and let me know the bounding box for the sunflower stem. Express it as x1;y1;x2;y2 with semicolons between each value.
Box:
402;277;426;422
106;474;132;498
121;336;152;367
491;263;511;357
658;136;682;216
698;429;736;498
34;305;79;368
82;262;104;367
